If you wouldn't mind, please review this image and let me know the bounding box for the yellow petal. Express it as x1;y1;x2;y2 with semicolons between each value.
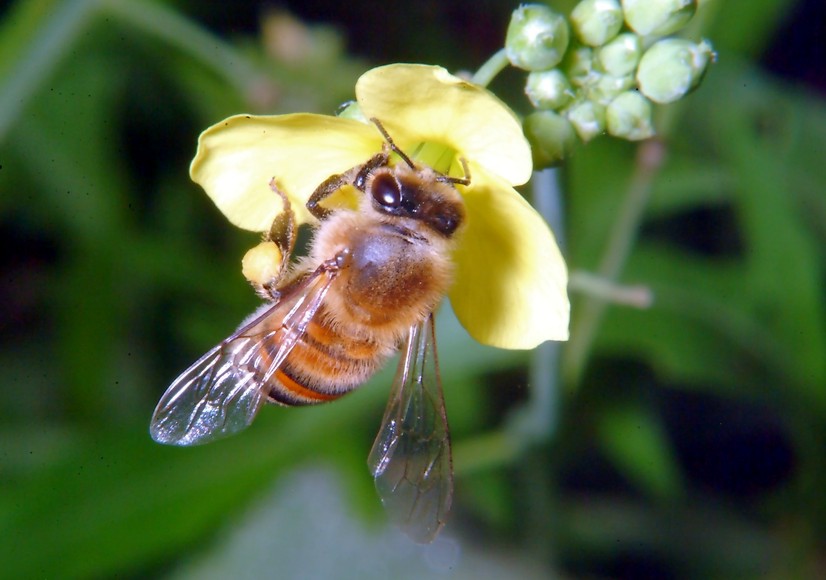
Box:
190;113;382;231
356;64;533;186
449;166;569;348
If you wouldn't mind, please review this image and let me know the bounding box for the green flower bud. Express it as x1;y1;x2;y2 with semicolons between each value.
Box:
564;46;596;87
622;0;696;36
524;110;579;167
506;4;570;71
565;100;606;142
597;33;642;77
525;69;574;110
336;100;368;122
571;0;624;47
589;72;635;105
606;91;654;140
637;38;713;103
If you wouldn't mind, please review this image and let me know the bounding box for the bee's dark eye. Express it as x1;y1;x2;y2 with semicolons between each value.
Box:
432;214;459;236
372;174;401;208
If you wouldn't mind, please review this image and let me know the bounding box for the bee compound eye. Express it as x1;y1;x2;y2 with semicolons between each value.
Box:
371;174;402;208
440;216;456;235
432;213;459;236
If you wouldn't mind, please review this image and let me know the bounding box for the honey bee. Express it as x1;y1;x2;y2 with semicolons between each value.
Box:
150;119;468;543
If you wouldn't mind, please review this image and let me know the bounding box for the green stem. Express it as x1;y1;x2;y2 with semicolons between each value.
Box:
453;170;566;474
453;429;522;475
510;169;564;442
0;0;98;143
559;3;720;389
101;0;262;93
563;139;667;386
0;0;266;143
471;48;509;87
568;270;653;308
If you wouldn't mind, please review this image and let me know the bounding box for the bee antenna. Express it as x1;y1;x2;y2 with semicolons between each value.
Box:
436;157;471;187
370;118;415;169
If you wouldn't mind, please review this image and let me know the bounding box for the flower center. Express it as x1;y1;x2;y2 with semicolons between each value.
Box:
406;141;459;177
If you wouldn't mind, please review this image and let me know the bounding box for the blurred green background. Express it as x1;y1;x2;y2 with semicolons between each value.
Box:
2;0;825;578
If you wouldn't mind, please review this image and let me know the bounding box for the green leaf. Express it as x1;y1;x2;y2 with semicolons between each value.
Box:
706;0;797;56
596;403;684;499
600;244;794;392
709;65;826;409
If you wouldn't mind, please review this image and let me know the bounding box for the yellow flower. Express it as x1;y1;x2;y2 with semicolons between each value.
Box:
190;64;569;348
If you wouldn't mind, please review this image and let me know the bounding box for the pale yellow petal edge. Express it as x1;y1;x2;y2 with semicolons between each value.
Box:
190;113;382;231
449;167;569;349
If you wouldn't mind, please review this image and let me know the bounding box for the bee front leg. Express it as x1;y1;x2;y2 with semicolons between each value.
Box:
243;179;297;301
306;152;389;221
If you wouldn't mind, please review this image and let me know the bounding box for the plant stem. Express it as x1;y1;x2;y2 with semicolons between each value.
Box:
568;270;653;308
101;0;262;93
453;430;522;475
0;0;97;143
563;139;667;386
471;48;509;87
454;169;566;475
0;0;268;143
511;169;564;441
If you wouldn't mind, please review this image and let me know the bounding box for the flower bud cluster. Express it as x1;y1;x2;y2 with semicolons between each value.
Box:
505;1;713;166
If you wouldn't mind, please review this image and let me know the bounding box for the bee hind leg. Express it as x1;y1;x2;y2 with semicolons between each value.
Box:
265;179;297;260
243;180;297;301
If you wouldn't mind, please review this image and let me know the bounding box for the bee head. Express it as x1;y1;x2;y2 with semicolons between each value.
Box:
367;164;465;237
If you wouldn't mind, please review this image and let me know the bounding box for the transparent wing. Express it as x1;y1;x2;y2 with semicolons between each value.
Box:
367;313;453;543
150;265;340;446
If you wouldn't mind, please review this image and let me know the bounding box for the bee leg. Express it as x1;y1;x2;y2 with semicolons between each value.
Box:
305;173;344;222
306;151;390;221
353;151;391;191
265;178;297;260
245;180;297;300
266;246;353;301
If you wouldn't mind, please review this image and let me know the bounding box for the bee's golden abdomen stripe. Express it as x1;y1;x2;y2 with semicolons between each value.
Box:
305;319;380;359
293;319;383;385
305;319;338;346
270;368;342;405
286;340;377;392
264;313;384;405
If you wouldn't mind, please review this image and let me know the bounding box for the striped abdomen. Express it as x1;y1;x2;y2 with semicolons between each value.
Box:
262;305;392;406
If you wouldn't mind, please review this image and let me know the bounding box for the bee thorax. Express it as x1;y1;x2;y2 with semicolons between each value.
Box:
349;232;442;311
